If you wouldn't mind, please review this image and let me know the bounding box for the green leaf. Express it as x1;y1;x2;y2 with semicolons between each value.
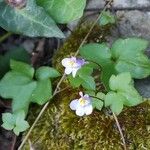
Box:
68;75;82;88
1;111;29;135
109;72;131;91
68;65;94;89
36;0;86;23
101;63;117;90
68;73;96;90
118;87;142;107
99;11;116;26
0;71;36;113
10;60;34;79
0;0;64;38
77;65;93;76
2;113;15;130
80;43;111;66
92;98;103;111
111;38;150;78
104;72;143;115
1;123;14;130
35;66;60;80
84;91;104;111
12;81;37;113
115;53;150;78
30;79;52;105
105;92;124;115
96;92;105;100
80;75;96;90
13;111;29;135
0;47;30;79
80;43;116;89
111;38;149;58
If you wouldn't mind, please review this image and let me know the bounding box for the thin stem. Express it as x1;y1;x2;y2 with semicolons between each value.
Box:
112;112;127;150
55;86;70;94
0;32;12;43
18;1;113;149
18;74;66;150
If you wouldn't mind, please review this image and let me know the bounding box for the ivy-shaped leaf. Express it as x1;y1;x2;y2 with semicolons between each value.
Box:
111;38;149;58
0;60;60;135
13;111;29;135
35;66;60;80
2;111;29;135
85;91;104;111
0;0;64;38
10;59;34;79
80;43;111;66
0;71;37;113
36;0;86;23
68;65;96;90
68;75;82;88
111;38;150;78
104;72;142;115
30;79;52;105
80;38;150;89
80;75;96;90
92;98;103;111
1;113;16;130
79;43;116;89
105;92;124;115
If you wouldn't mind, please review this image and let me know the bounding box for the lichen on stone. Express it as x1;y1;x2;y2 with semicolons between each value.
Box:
22;24;150;150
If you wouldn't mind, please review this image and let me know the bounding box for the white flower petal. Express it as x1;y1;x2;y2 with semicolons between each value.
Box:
79;92;83;97
65;67;72;74
84;94;90;99
70;57;76;62
61;58;71;67
76;107;85;116
84;105;93;115
72;69;78;77
70;99;78;110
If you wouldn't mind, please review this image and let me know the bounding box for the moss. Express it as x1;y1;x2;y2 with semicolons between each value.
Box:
23;90;150;150
52;23;110;73
23;24;150;150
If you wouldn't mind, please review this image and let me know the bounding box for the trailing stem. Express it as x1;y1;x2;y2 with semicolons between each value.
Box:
112;112;127;150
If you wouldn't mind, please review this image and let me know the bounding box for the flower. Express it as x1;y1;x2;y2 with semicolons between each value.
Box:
61;57;86;77
70;92;93;116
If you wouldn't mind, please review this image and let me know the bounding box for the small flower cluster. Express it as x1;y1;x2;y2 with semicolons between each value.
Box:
62;57;93;116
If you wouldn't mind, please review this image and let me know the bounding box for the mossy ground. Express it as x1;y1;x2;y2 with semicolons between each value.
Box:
23;24;150;150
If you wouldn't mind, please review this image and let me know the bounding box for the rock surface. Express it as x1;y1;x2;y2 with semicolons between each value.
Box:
87;0;150;9
113;0;150;8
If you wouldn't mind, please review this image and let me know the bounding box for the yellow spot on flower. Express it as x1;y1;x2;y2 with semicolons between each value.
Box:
79;98;86;106
69;60;75;66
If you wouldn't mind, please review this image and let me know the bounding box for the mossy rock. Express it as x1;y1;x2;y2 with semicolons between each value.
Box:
22;24;150;150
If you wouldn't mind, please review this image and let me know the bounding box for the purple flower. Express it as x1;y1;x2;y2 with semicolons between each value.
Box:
70;92;93;116
61;57;86;77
